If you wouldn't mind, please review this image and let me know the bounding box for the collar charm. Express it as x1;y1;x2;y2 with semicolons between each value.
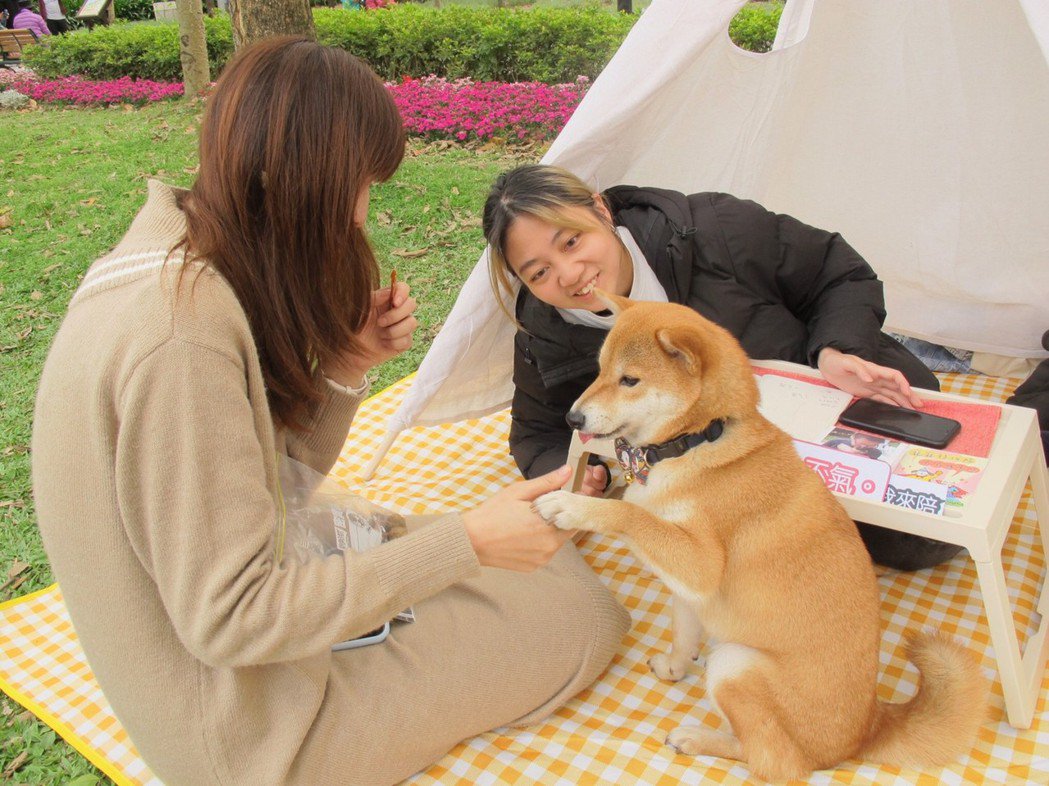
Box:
613;420;726;486
614;438;651;485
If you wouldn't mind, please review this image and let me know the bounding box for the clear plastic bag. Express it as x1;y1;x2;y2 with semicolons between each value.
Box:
277;455;413;623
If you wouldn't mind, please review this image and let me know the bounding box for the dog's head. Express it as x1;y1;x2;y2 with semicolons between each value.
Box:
566;292;759;446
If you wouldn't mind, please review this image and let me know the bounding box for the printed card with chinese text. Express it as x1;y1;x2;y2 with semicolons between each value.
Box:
885;475;949;516
792;440;891;501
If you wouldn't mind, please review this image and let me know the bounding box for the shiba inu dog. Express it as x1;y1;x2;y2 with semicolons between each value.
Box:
533;294;986;780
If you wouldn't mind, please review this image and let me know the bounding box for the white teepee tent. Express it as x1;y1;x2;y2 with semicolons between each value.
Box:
361;0;1049;479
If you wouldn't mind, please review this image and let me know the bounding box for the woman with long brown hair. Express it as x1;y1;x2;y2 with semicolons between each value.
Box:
32;38;627;784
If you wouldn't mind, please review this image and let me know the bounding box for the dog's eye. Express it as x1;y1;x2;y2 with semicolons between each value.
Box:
620;375;640;387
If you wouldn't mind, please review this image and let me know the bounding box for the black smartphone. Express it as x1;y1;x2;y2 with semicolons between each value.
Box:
839;398;961;449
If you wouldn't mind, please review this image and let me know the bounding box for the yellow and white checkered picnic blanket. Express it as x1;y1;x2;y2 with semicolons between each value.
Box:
2;372;1047;785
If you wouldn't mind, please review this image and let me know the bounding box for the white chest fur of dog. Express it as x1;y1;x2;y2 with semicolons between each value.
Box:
532;295;986;782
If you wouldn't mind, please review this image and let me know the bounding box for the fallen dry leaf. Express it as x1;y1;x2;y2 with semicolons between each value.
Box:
390;248;429;259
2;750;28;778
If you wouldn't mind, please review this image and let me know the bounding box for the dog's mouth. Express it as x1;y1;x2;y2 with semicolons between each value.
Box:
579;426;624;443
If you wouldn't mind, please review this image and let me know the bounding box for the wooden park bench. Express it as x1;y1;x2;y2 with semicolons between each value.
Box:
0;28;39;71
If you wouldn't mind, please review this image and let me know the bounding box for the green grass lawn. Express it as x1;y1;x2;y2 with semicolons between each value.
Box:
0;100;531;783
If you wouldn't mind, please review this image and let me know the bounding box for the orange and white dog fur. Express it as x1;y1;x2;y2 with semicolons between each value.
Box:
533;295;987;781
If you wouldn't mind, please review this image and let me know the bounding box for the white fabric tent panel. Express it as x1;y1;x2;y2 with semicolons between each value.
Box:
554;1;1049;357
361;0;1049;477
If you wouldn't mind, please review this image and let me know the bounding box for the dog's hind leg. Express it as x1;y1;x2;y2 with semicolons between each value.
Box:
649;594;704;682
666;725;742;759
705;649;813;781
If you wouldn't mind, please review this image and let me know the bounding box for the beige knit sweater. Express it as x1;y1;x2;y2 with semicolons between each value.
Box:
32;181;481;783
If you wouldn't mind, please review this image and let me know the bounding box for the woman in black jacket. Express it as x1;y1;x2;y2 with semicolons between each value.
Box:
483;164;960;571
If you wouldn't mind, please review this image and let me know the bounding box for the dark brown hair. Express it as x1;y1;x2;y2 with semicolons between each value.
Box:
182;37;404;431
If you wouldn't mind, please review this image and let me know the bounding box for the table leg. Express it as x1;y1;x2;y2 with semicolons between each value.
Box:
1028;455;1049;617
974;554;1036;728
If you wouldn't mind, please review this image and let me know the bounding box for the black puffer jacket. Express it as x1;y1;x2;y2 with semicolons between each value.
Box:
510;186;938;479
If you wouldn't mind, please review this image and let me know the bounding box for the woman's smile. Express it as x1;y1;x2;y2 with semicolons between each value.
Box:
574;273;599;298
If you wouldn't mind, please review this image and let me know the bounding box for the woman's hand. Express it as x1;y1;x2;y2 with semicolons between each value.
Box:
461;466;575;571
818;347;924;408
577;463;608;498
325;281;418;387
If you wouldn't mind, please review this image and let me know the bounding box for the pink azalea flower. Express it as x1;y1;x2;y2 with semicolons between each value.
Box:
8;70;589;143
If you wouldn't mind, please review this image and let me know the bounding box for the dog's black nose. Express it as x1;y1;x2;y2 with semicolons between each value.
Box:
566;410;586;431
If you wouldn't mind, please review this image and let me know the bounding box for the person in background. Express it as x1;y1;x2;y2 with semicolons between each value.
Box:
482;163;964;572
1007;329;1049;465
37;0;68;34
1;0;21;27
825;431;884;460
11;0;49;35
32;39;627;786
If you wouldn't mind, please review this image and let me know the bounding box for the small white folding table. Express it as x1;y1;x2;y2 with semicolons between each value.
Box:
566;359;1049;728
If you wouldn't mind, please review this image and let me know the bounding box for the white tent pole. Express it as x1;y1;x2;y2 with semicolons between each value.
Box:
360;427;402;481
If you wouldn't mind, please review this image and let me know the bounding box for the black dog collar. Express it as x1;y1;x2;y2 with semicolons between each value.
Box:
613;419;725;485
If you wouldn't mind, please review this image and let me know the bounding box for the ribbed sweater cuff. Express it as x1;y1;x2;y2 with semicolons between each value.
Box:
299;384;368;460
368;514;480;601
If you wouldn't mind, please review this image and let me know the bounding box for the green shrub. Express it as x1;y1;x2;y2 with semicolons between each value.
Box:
315;5;634;83
25;16;234;81
26;3;780;83
730;1;783;54
27;5;633;82
114;0;156;22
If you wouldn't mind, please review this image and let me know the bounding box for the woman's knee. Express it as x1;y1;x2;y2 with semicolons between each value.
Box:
508;545;630;726
550;544;630;656
855;521;964;571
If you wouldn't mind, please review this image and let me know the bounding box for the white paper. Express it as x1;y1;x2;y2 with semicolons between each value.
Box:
756;375;853;443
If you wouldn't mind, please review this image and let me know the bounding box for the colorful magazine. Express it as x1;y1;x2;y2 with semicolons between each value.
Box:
892;446;988;511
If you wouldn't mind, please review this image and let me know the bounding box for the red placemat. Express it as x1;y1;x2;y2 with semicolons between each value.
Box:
753;366;1001;458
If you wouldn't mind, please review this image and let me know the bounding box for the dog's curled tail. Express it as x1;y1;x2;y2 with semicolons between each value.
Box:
861;631;987;767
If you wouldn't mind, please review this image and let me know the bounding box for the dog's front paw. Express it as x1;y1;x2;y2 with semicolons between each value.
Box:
649;651;692;682
532;490;588;531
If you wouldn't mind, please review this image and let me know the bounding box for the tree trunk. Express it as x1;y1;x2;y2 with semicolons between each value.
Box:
176;0;211;98
617;0;632;12
228;0;316;51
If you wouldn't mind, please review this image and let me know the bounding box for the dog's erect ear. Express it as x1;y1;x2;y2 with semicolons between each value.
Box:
655;327;700;373
594;288;633;316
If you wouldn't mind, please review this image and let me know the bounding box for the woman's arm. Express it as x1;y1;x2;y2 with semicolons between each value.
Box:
509;384;578;479
708;195;923;406
817;346;924;407
286;280;417;474
510;380;609;495
767;210;885;365
116;338;479;668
